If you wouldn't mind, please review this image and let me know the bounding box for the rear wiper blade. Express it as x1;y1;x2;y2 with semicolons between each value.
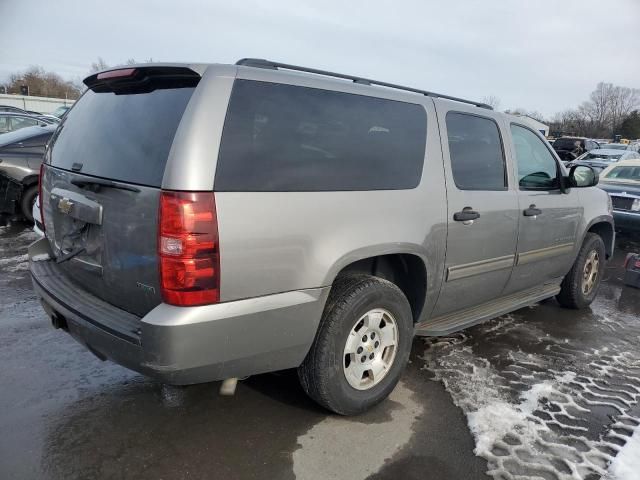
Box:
71;178;140;193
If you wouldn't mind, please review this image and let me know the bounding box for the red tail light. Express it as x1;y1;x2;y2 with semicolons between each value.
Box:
158;191;219;306
38;163;45;231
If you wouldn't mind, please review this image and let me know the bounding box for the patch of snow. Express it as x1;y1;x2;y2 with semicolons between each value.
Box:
422;317;640;480
606;424;640;480
6;262;29;272
0;254;28;266
466;370;578;460
31;253;50;262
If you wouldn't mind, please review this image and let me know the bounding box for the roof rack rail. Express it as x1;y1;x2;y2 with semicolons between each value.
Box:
236;58;492;110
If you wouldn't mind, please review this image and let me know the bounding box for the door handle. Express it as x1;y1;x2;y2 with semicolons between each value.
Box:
523;204;542;217
453;207;480;222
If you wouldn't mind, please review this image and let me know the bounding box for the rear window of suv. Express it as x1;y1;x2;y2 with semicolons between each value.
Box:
49;86;195;187
215;80;427;191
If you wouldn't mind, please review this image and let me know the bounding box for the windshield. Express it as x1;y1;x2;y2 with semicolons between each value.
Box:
52;106;70;117
602;165;640;182
581;152;622;161
603;144;627;150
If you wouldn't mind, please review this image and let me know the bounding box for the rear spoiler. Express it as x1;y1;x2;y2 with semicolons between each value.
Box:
83;66;200;94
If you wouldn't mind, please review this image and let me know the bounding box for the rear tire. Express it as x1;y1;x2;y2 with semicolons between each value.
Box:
298;274;413;415
556;233;605;309
20;185;38;224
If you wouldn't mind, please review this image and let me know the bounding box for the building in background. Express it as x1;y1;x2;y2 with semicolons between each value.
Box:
0;94;74;115
515;114;550;137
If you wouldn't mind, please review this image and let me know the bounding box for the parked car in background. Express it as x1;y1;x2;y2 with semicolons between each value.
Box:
0;125;56;222
29;60;613;415
604;143;637;151
0;112;57;134
0;105;32;114
553;136;600;161
598;160;640;231
51;105;71;118
627;142;640;153
566;149;640;173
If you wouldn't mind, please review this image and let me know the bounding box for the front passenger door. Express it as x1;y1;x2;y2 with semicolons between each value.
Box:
504;123;581;294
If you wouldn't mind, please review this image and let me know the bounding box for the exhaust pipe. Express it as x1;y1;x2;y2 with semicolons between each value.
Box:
219;378;238;396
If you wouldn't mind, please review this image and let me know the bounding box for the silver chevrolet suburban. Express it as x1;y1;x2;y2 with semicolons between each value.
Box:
29;59;614;415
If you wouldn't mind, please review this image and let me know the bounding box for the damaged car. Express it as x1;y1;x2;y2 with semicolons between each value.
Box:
0;125;55;222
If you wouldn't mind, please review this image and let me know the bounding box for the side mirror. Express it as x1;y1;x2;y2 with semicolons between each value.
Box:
568;165;598;188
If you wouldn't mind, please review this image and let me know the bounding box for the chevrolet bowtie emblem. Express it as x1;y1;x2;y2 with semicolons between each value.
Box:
58;198;74;215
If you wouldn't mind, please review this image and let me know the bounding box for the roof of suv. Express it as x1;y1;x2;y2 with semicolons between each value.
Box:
89;59;493;111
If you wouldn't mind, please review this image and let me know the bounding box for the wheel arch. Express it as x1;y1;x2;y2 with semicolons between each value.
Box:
583;216;615;259
21;174;39;187
326;248;428;323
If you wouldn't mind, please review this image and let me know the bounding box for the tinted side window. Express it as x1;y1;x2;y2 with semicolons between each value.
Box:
511;124;559;190
446;113;506;190
215;80;427;191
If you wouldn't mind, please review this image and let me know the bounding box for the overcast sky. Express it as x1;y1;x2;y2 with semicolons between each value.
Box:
1;0;639;117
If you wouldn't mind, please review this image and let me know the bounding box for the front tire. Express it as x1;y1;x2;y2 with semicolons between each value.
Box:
298;275;413;415
556;233;605;309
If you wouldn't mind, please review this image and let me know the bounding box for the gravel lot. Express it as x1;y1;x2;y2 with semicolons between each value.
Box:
1;222;639;480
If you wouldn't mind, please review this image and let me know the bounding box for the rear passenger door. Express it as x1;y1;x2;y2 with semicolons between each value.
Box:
503;123;581;295
431;105;519;316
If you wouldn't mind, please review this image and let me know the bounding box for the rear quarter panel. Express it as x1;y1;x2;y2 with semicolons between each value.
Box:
204;72;447;320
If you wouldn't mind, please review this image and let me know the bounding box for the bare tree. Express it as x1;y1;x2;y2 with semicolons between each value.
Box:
89;57;109;73
505;108;546;123
124;58;154;65
482;95;501;110
6;66;82;99
609;85;640;133
549;82;640;138
90;57;155;72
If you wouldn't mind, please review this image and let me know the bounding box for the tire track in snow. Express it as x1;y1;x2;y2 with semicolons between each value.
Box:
420;300;640;480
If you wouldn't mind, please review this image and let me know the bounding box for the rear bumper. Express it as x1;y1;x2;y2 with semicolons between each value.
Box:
613;210;640;232
29;237;329;385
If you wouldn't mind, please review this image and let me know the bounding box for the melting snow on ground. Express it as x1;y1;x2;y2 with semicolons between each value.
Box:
605;424;640;480
422;309;640;480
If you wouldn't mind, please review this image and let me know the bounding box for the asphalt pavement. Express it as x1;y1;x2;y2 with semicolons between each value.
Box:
1;221;639;480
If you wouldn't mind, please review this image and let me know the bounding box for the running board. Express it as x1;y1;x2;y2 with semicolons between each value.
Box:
415;283;561;336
